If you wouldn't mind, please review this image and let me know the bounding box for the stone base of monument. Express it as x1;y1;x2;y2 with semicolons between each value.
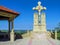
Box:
22;31;51;39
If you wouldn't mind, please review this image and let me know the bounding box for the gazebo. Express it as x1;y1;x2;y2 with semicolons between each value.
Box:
0;6;19;42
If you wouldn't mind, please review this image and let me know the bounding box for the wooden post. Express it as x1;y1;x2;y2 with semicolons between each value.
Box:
8;20;10;33
10;20;14;42
8;20;10;40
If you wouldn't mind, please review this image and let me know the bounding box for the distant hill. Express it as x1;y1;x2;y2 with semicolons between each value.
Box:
0;30;32;34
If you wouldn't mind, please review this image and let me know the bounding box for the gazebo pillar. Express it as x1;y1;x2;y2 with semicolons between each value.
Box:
8;20;10;40
8;20;10;33
10;20;14;42
0;6;19;42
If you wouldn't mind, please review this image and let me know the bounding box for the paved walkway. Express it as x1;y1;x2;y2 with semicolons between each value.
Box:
0;33;60;45
0;38;60;45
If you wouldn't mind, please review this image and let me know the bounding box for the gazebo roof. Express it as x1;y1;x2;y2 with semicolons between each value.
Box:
0;6;19;20
0;6;19;15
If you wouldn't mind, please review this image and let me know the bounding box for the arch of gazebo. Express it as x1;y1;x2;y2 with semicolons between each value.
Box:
0;6;19;42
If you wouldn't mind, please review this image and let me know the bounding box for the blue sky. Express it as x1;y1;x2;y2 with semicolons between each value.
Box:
0;0;60;30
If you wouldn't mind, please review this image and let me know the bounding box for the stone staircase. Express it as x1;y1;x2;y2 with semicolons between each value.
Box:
22;31;51;39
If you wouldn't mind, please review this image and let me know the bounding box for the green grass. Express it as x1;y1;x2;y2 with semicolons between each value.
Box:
57;32;60;37
57;32;60;40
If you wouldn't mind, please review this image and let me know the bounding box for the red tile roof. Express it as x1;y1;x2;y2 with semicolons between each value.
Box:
0;6;19;15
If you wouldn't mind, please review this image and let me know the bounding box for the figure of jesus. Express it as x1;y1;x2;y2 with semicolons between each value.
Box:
33;1;46;15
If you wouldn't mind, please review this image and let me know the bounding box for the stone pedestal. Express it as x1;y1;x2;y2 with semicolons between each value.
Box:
33;13;39;31
33;12;46;32
10;30;14;42
41;13;46;31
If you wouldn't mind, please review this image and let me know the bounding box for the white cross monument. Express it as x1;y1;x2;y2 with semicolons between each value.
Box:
33;1;47;32
22;1;51;38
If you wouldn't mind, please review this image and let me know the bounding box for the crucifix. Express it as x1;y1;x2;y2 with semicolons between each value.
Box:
33;1;46;24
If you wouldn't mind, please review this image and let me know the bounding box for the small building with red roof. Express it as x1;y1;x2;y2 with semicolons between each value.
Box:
0;6;20;42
